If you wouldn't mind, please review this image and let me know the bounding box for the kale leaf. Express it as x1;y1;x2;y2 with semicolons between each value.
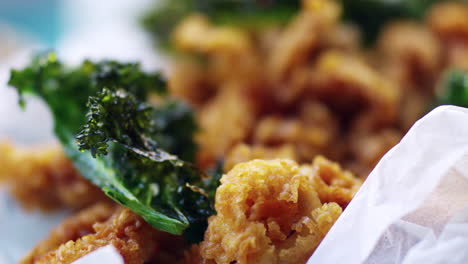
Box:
77;87;213;239
8;52;165;133
8;52;218;239
141;0;300;49
435;70;468;108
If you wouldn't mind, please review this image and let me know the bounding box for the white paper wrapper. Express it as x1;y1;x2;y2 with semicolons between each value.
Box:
71;245;123;264
309;105;468;264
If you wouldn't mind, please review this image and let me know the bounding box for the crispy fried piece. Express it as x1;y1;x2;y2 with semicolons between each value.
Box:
172;14;261;88
22;203;116;264
224;144;297;172
322;23;362;51
268;0;341;80
199;159;347;264
0;142;109;211
173;15;252;54
377;21;441;91
169;58;216;107
427;1;468;41
426;1;468;71
300;156;362;208
29;208;169;264
196;88;256;169
309;50;400;126
252;100;340;163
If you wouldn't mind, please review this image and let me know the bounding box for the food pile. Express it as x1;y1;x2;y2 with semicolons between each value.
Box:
1;0;468;263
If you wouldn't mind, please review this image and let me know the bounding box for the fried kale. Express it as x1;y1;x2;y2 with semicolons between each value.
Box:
9;52;219;241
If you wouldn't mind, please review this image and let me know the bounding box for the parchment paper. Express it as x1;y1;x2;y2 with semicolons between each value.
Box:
309;105;468;264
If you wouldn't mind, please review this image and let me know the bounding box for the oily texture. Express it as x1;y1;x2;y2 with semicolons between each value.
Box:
27;208;173;264
0;141;109;211
198;158;360;264
21;203;116;264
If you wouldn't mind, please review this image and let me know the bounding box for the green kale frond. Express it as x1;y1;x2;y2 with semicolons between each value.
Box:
9;52;217;241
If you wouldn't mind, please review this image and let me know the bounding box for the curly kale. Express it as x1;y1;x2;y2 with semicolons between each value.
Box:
8;52;165;133
8;52;219;240
141;0;300;49
76;88;212;240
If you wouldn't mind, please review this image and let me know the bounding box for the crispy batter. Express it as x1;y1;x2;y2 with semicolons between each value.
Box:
198;159;355;264
301;156;362;208
268;0;341;80
29;208;170;264
426;2;468;71
22;203;116;264
0;142;109;211
196;88;256;169
309;50;400;126
378;21;441;90
224;143;297;172
169;0;407;177
426;1;468;41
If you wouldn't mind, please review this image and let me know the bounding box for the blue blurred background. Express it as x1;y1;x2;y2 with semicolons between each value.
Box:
0;0;61;47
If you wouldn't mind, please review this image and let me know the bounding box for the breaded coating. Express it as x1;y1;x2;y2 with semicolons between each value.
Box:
29;208;166;264
252;101;340;163
427;1;468;40
301;156;362;208
168;0;407;177
196;88;256;169
0;142;109;211
309;50;400;125
268;0;341;80
378;21;441;90
224;143;297;172
199;159;350;264
426;1;468;71
22;203;116;264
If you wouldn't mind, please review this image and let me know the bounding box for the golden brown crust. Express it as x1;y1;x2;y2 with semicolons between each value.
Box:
196;88;256;169
29;208;164;264
21;203;116;264
0;141;109;211
198;159;352;264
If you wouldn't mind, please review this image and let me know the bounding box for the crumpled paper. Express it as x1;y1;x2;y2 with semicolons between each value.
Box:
309;105;468;264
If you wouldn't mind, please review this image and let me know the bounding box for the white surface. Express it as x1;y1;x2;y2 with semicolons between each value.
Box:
0;191;69;263
71;245;124;264
309;106;468;264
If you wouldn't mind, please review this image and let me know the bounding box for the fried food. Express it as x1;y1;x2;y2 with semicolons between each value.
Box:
224;143;297;172
196;88;256;169
199;158;360;264
22;203;116;264
0;142;109;211
26;207;184;264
